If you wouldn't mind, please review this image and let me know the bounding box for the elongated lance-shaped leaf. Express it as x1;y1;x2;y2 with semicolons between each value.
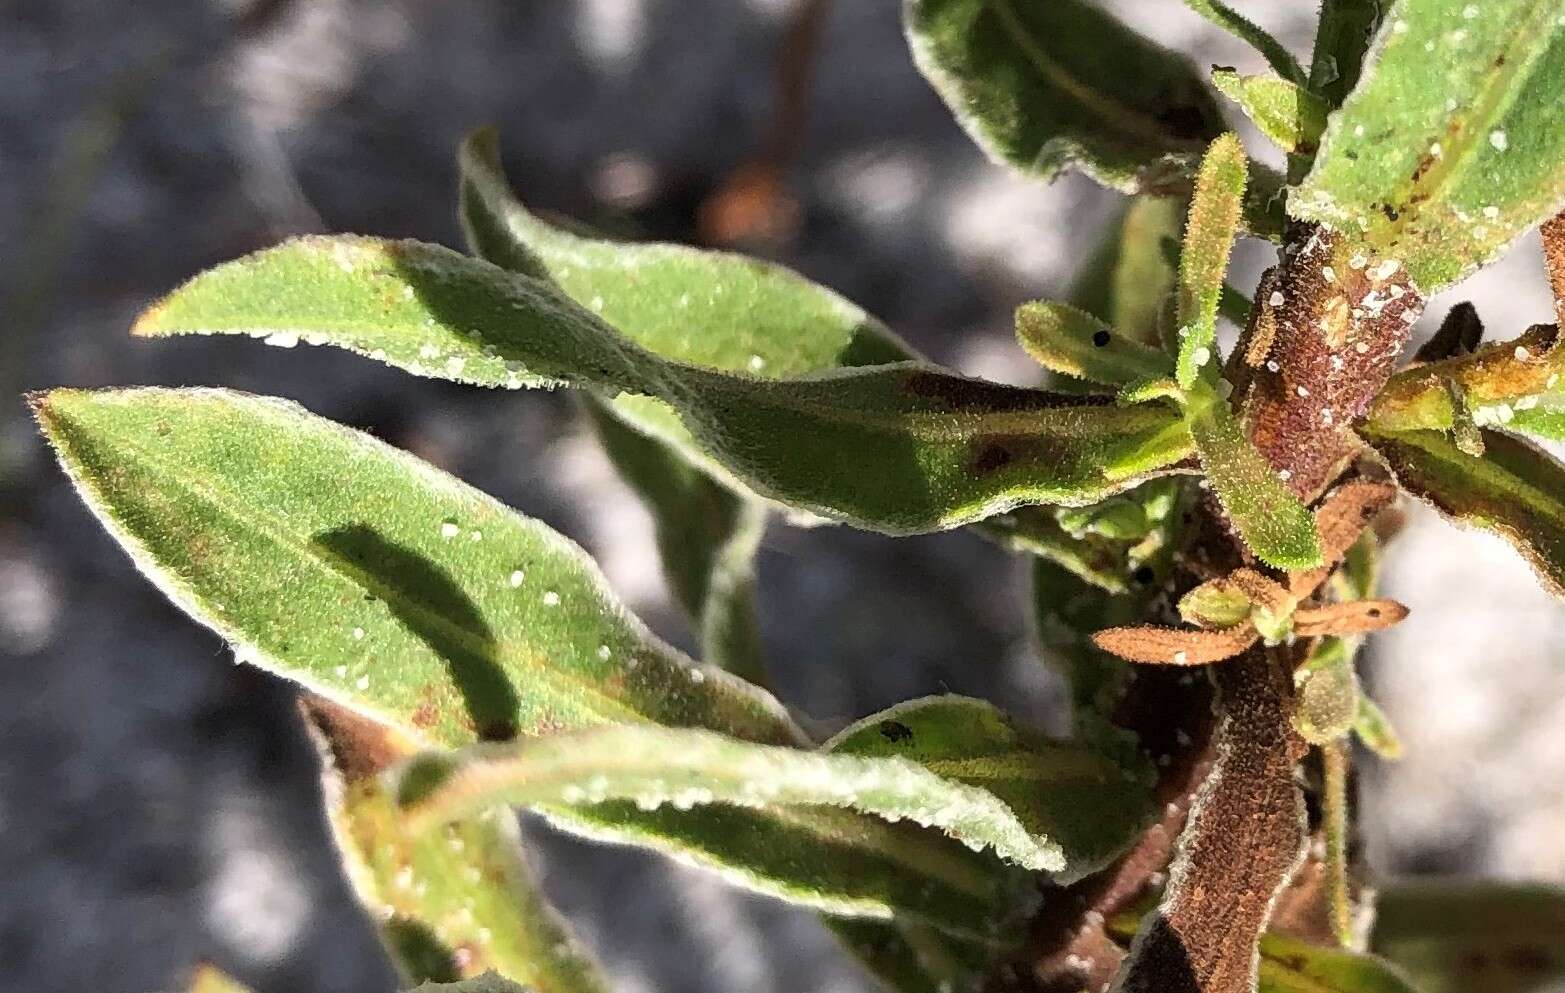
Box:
582;398;766;683
304;699;609;992
1015;301;1174;387
1256;933;1421;993
130;236;1196;533
1292;0;1565;291
32;387;800;745
1364;425;1565;597
1372;881;1565;993
1182;0;1306;85
1187;394;1323;569
400;723;1086;875
1176;135;1248;389
902;0;1223;195
31;387;1038;931
1368;323;1565;433
1211;71;1328;156
1069;196;1186;348
824;695;1155;882
1510;405;1565;441
458;128;916;472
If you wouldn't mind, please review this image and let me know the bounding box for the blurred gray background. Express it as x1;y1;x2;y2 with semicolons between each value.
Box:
2;1;1562;991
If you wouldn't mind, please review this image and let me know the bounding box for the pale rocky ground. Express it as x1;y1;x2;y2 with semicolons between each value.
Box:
1;2;1561;991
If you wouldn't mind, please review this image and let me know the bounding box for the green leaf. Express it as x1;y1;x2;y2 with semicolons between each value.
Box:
1292;638;1361;745
31;387;800;746
1183;0;1306;85
1352;694;1404;760
1372;881;1565;993
903;0;1223;194
1257;933;1421;993
582;398;767;683
1308;0;1382;109
1211;71;1329;155
1176;134;1248;389
336;776;608;991
1291;0;1565;291
131;237;1196;534
1187;396;1323;569
1364;425;1565;597
827;918;993;993
458;128;916;466
1015;301;1174;387
1068;196;1186;348
1511;405;1565;441
31;387;1039;930
824;696;1154;881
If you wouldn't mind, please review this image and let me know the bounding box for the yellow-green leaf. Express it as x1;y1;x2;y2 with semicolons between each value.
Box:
1015;301;1174;387
1211;70;1328;155
1176;135;1248;389
1292;0;1565;291
1373;881;1565;993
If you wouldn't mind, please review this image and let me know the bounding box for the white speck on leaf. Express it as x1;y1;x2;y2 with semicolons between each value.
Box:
263;332;300;348
352;627;365;641
510;569;525;587
542;590;561;607
1489;130;1508;151
440;521;461;539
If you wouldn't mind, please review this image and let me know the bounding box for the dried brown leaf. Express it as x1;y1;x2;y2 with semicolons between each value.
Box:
1092;624;1258;666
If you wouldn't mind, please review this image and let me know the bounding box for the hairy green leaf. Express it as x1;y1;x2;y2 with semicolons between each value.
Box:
32;387;1044;929
1292;638;1360;745
131;237;1195;533
338;777;608;991
825;696;1154;881
1176;135;1248;389
1308;0;1382;109
401;723;1085;875
1187;396;1323;569
1015;301;1174;386
1352;695;1404;760
1372;881;1565;993
1211;71;1328;155
1257;933;1421;993
1068;196;1185;348
582;398;767;683
1292;0;1565;290
1510;405;1565;441
1368;324;1565;434
1364;425;1565;597
459;128;915;464
1183;0;1306;85
32;387;799;745
903;0;1223;194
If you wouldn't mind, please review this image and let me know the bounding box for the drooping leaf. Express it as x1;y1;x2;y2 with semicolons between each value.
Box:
304;699;609;992
825;696;1155;882
1373;881;1565;993
1182;0;1306;85
1364;425;1565;597
1291;0;1565;290
1369;323;1565;434
1092;621;1259;666
1187;395;1323;570
1256;933;1421;993
1176;134;1248;389
582;398;767;683
1015;301;1174;387
32;387;1042;930
131;237;1195;534
902;0;1223;194
1211;71;1328;155
1068;196;1186;348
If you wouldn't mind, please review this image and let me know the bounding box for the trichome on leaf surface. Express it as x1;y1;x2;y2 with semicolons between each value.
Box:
30;2;1565;992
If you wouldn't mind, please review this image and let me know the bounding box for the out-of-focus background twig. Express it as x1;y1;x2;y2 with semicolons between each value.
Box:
2;2;1562;991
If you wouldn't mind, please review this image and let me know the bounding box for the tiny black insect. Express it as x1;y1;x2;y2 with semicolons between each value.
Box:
1092;329;1112;347
878;720;914;743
